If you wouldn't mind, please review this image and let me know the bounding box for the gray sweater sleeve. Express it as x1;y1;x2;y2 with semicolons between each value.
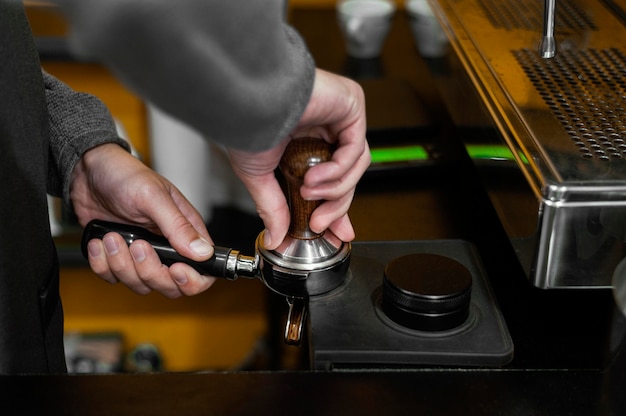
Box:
44;71;131;207
54;0;315;152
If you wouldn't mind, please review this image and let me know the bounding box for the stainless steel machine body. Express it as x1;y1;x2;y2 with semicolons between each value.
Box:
429;0;626;288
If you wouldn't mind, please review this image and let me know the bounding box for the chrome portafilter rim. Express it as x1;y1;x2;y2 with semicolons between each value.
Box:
255;230;351;298
258;229;348;269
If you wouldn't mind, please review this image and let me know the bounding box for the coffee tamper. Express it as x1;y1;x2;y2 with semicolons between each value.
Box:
81;137;351;346
256;137;351;345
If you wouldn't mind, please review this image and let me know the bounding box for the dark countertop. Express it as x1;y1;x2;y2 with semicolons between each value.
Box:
2;369;624;415
35;7;626;415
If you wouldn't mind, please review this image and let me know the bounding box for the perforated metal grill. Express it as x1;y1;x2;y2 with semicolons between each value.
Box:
478;0;597;31
514;48;626;161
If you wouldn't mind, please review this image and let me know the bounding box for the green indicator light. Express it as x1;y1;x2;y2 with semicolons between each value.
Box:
370;145;429;163
465;144;528;164
369;144;528;164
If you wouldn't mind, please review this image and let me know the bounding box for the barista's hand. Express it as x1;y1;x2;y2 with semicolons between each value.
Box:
228;68;370;250
70;143;216;298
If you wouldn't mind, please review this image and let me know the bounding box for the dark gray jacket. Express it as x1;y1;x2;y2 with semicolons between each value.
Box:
0;0;128;373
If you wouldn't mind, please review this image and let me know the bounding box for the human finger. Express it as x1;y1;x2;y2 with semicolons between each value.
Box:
309;191;356;240
169;263;217;296
242;174;290;250
86;239;118;285
301;140;371;201
128;240;184;298
101;232;152;294
136;185;215;263
327;214;356;242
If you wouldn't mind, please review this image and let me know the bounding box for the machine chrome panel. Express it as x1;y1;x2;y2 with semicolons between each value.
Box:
430;0;626;287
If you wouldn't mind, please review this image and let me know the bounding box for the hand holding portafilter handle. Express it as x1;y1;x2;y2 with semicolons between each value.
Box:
81;220;258;280
81;138;347;287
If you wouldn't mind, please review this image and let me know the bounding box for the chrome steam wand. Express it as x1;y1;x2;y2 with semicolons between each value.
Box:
539;0;557;58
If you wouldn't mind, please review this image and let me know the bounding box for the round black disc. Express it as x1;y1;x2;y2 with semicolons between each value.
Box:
382;253;472;331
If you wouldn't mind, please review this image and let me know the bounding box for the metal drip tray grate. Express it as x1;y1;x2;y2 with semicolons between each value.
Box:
478;0;597;31
433;0;626;183
514;48;626;161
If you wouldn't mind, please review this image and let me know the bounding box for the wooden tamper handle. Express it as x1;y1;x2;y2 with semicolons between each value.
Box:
257;137;350;345
280;137;333;240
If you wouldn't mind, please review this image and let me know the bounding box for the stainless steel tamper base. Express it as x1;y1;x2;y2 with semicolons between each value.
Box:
255;230;351;345
255;230;351;298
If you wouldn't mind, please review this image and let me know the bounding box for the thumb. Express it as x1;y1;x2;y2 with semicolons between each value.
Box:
146;190;214;261
242;174;290;250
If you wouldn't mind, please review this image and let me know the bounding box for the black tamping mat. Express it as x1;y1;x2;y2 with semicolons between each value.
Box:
308;240;513;369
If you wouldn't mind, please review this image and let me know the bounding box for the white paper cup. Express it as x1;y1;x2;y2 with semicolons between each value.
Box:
406;0;449;58
337;0;396;59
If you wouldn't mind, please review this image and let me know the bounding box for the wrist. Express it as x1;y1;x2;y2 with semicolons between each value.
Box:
69;143;127;206
81;142;127;166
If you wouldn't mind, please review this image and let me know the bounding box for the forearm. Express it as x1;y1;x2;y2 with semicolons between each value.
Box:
44;71;130;207
53;0;315;152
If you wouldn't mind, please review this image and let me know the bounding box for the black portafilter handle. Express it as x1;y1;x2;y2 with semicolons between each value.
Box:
81;219;258;280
